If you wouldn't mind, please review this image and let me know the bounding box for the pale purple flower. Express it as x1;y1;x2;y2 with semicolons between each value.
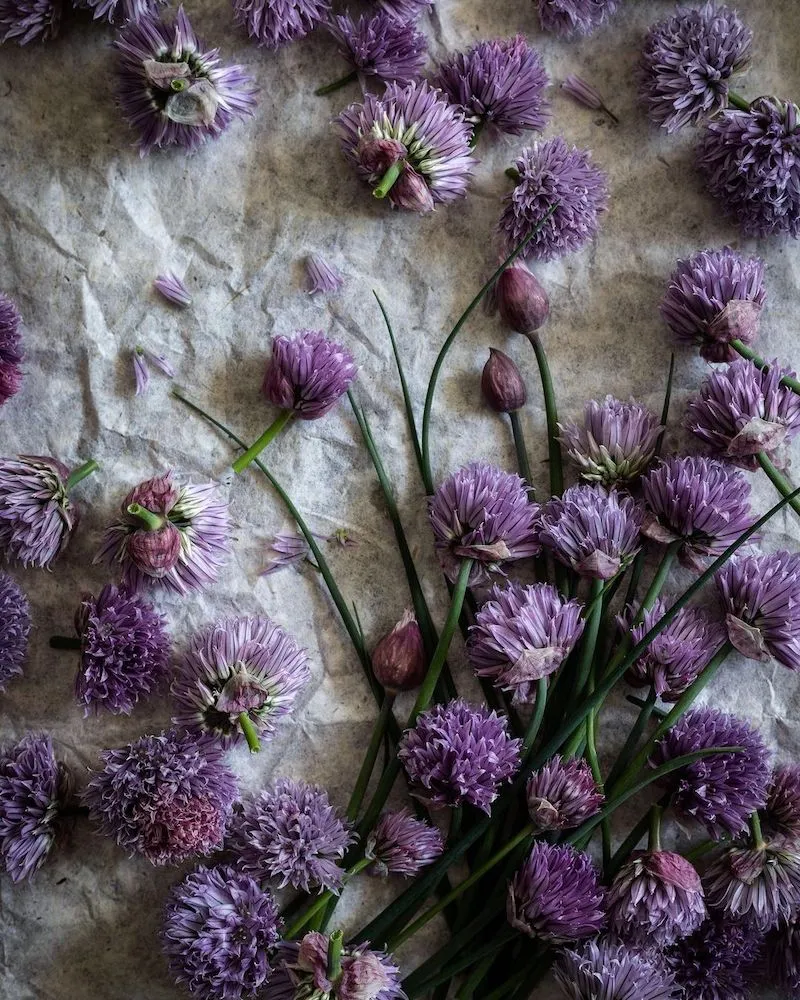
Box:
697;97;800;238
764;764;800;840
538;484;643;581
427;462;541;587
508;842;605;944
704;841;800;930
133;348;149;395
667;914;763;1000
162;863;282;1000
115;7;257;156
83;729;237;867
431;36;549;136
261;533;311;575
365;809;443;877
0;0;60;42
0;293;23;406
306;255;344;295
556;939;677;1000
154;271;192;307
326;12;427;91
525;756;603;832
281;932;404;1000
765;916;800;995
373;0;431;20
468;582;585;703
499;138;609;261
0;573;30;692
561;75;616;122
85;0;165;24
398;699;521;813
233;0;331;48
263;330;356;420
537;0;620;38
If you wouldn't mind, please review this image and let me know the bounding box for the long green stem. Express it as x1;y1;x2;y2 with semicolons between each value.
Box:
347;694;395;822
584;695;609;866
648;804;663;852
66;459;100;491
636;539;681;621
605;807;653;880
605;687;657;788
727;90;751;112
284;858;371;938
232;409;294;474
750;811;766;850
575;579;604;699
404;928;518;997
656;353;675;456
731;340;800;395
509;410;534;493
373;161;404;200
527;332;563;497
314;69;358;96
758;452;800;519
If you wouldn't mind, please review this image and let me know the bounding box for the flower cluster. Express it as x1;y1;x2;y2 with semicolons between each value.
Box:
0;573;30;692
0;293;23;406
0;455;81;568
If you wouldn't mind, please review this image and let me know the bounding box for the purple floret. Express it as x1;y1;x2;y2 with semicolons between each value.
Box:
327;12;427;90
537;0;620;38
556;938;677;1000
263;330;357;420
0;455;79;569
233;0;331;48
0;0;60;42
526;756;603;832
365;809;443;878
0;293;23;405
0;573;30;692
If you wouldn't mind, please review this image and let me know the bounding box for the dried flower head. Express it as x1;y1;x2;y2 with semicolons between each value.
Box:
278;932;404;1000
556;939;677;1000
0;573;30;693
525;756;603;832
0;0;60;42
365;809;443;877
154;271;191;307
327;12;427;91
493;261;550;336
0;292;23;406
537;0;620;37
263;331;357;420
306;255;344;295
704;840;800;931
764;764;800;840
233;0;331;49
371;610;425;693
765;915;800;996
666;914;763;1000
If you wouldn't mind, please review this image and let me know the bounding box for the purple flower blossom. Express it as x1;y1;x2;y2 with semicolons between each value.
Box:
765;916;800;995
526;756;603;832
83;729;237;866
85;0;164;24
468;582;585;703
697;97;800;238
537;0;619;37
765;764;800;840
667;914;763;1000
641;456;755;570
154;271;192;307
373;0;431;20
0;0;60;42
561;75;616;121
336;81;474;212
539;484;643;580
162;863;282;1000
327;12;426;91
715;551;800;670
0;293;23;406
280;932;404;1000
233;0;331;49
499;138;609;261
115;7;257;156
0;573;30;693
398;699;520;813
431;36;549;136
0;733;72;882
508;841;605;944
306;254;344;295
650;706;771;838
261;533;311;575
263;331;357;420
365;809;443;877
228;778;352;893
704;841;800;930
556;939;677;1000
427;462;540;587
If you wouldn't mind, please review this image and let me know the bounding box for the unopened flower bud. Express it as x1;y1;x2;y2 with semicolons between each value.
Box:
372;610;425;692
358;137;407;175
496;261;550;336
482;348;527;413
128;522;182;578
389;166;435;214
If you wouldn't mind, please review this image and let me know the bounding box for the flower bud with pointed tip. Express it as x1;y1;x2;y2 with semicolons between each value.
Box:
389;166;435;214
496;261;550;336
127;522;182;578
372;610;425;693
482;348;527;413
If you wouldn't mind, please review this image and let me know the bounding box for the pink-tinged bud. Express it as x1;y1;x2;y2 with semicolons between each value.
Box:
482;348;527;413
128;522;182;578
124;472;179;515
389;166;435;214
372;610;426;693
496;261;550;336
358;137;407;175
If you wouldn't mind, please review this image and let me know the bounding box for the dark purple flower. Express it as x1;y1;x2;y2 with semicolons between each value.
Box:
263;331;357;420
154;271;192;307
85;0;165;24
306;254;344;295
0;293;23;406
373;0;431;20
499;138;609;261
0;0;60;42
468;582;585;703
83;729;237;866
227;778;352;893
641;456;756;570
162;863;282;1000
660;247;765;362
650;706;771;838
74;584;171;716
538;484;643;580
233;0;330;48
704;841;800;930
428;462;540;587
365;809;443;877
371;610;425;694
697;97;800;238
327;12;426;90
764;764;800;840
431;36;549;136
508;841;605;944
115;7;257;156
537;0;619;37
555;939;677;1000
765;916;800;995
398;699;521;813
667;914;763;1000
525;755;603;832
716;551;800;670
280;932;405;1000
0;573;30;692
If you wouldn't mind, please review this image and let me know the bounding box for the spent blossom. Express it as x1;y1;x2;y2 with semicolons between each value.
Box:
371;610;425;693
0;573;30;692
526;756;603;832
704;840;800;931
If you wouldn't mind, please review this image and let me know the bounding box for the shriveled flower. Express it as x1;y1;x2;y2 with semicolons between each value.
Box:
559;396;663;486
0;573;30;692
228;778;352;893
765;916;800;995
0;0;60;43
278;932;404;1000
555;939;677;1000
0;292;23;406
538;484;643;580
306;254;344;295
697;97;800;238
508;841;605;944
162;863;282;1000
468;582;585;703
764;764;800;840
667;914;763;1000
687;360;800;468
650;706;771;838
336;81;474;212
715;551;800;670
0;733;72;882
154;271;191;307
85;0;165;24
83;729;237;866
704;840;800;930
537;0;620;37
638;3;752;133
233;0;331;49
373;0;431;19
398;699;521;813
526;756;603;832
263;331;356;420
561;75;616;121
326;12;427;91
261;532;311;575
431;36;549;136
427;462;540;587
660;247;765;363
115;7;257;156
365;809;443;877
641;456;755;570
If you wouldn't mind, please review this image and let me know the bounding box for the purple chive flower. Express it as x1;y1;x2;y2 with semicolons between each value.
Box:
667;914;763;1000
399;699;520;814
305;254;344;295
468;582;585;704
233;0;330;49
115;7;257;156
227;778;352;893
431;36;549;136
336;81;474;213
687;360;800;468
0;0;60;42
559;396;663;487
427;462;541;587
261;533;311;575
556;939;677;1000
172;616;310;747
280;932;404;1000
0;733;72;882
538;484;643;580
83;729;237;866
326;12;427;91
133;348;149;395
561;75;617;121
0;293;23;406
661;247;766;363
765;916;800;995
263;330;357;420
73;584;171;716
154;271;192;307
526;756;603;832
715;551;800;670
765;764;800;840
85;0;164;24
499;138;609;261
95;471;231;595
641;456;755;570
0;573;30;693
698;97;800;238
365;809;444;877
537;0;620;38
373;0;431;20
704;841;800;931
650;706;771;838
508;841;605;944
639;4;752;133
162;863;282;1000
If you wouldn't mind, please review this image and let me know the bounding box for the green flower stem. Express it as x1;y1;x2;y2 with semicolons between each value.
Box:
373;161;404;200
523;676;549;754
284;858;371;939
238;713;261;754
648;804;663;852
583;682;609;867
508;410;534;495
758;452;800;520
456;955;496;1000
750;812;766;850
469;119;485;148
66;459;100;492
727;90;751;112
505;167;522;183
657;353;675;456
605;806;653;880
526;332;563;497
49;635;82;651
231;409;294;474
404;927;518;997
479;966;531;1000
346;693;395;822
684;839;720;863
635;539;682;621
574;579;604;699
326;930;344;981
126;503;165;531
314;69;358;96
605;687;658;789
731;340;800;395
